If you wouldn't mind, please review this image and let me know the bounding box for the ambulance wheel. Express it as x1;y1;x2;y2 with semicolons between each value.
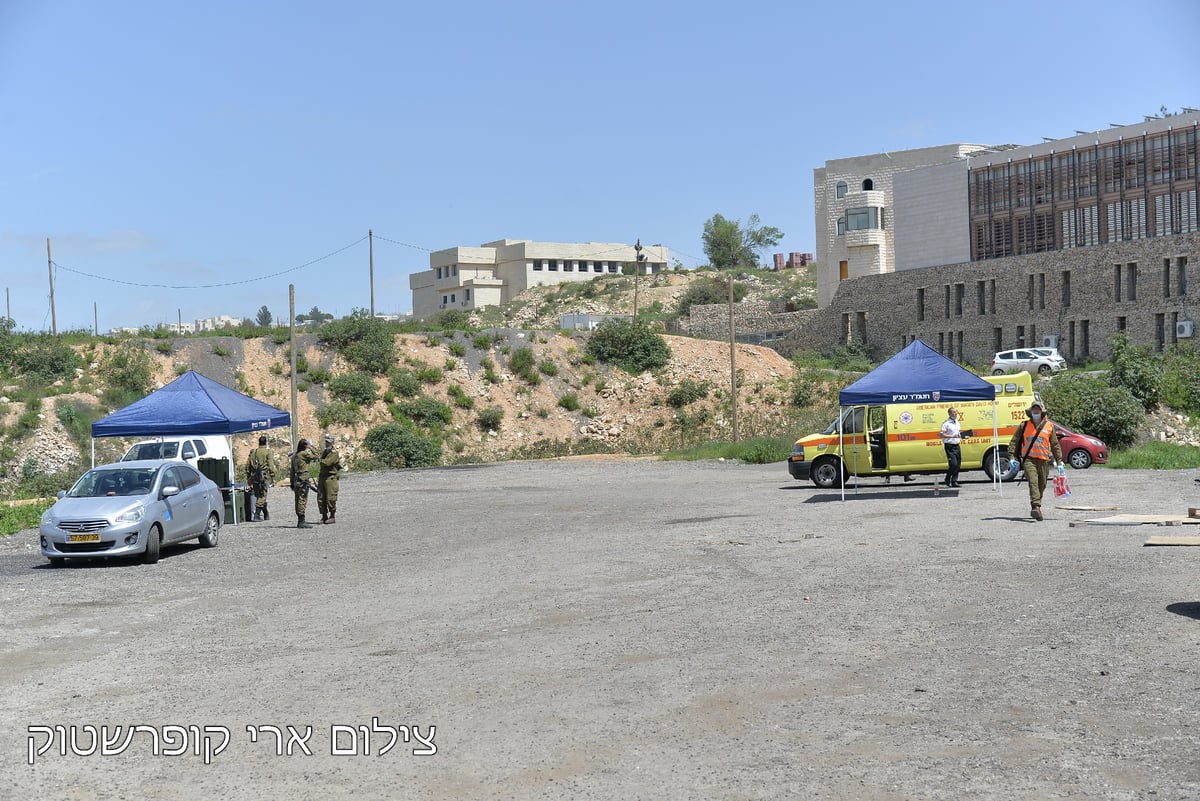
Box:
982;450;1019;482
810;456;845;489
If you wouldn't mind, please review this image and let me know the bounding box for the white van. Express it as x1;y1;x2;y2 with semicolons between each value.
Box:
121;435;233;473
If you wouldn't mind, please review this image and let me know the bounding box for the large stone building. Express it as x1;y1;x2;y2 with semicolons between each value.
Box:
409;239;669;321
806;111;1200;364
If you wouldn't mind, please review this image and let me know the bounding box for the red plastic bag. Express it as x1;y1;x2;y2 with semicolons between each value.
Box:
1053;474;1071;498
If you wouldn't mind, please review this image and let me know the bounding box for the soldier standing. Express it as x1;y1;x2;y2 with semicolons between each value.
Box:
318;433;342;524
247;435;277;521
290;438;318;529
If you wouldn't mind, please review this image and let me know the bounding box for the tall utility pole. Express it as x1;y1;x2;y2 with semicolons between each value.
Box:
633;239;642;319
369;229;375;317
289;284;298;452
46;238;56;335
93;302;97;335
727;266;739;443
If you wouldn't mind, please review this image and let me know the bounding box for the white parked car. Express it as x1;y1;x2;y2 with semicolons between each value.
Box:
991;348;1066;376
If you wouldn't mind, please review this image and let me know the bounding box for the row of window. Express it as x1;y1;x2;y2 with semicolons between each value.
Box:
915;257;1189;321
533;260;622;273
972;190;1199;259
439;288;471;306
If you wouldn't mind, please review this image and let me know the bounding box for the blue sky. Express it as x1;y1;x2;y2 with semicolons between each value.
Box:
1;0;1197;332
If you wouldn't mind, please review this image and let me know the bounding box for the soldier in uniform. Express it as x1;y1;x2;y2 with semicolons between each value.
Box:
290;438;319;529
247;435;277;521
318;433;342;524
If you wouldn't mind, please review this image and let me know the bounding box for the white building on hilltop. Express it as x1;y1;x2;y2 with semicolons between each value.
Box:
408;239;669;321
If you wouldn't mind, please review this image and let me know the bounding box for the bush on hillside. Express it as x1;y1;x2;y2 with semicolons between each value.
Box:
327;371;379;406
1108;331;1161;412
363;422;441;468
586;320;671;375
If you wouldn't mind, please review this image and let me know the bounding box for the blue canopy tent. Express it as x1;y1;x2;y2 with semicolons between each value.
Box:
835;340;1000;499
91;371;291;522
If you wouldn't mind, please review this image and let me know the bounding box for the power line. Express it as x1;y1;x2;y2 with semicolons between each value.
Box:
50;235;369;290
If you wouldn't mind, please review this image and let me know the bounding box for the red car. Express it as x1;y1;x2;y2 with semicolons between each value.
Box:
1055;424;1108;469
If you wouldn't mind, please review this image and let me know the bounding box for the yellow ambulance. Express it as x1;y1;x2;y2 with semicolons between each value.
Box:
787;372;1037;488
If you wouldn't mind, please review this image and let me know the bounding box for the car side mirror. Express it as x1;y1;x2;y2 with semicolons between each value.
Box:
56;490;67;499
161;485;181;498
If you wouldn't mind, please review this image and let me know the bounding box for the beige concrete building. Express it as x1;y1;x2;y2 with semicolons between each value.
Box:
409;239;669;320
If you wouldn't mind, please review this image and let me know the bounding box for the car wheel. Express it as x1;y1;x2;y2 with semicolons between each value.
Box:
992;369;1005;375
48;556;64;567
1038;364;1052;376
1068;448;1092;470
810;456;845;489
199;512;219;548
982;449;1019;482
142;523;162;565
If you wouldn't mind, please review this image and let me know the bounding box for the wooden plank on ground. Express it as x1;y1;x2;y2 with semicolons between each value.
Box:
1189;508;1200;519
1056;505;1120;511
1078;514;1200;526
1144;535;1200;546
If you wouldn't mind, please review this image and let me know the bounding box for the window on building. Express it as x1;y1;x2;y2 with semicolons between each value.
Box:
993;327;1003;353
989;279;997;315
436;267;443;279
944;285;951;319
452;265;458;276
1016;325;1025;348
593;262;603;273
1062;270;1071;308
976;281;986;316
464;289;471;300
607;262;618;273
1155;313;1166;351
836;181;848;198
533;260;543;271
862;179;874;191
548;260;559;271
1179;256;1189;295
917;288;925;322
1114;264;1122;302
837;218;846;236
1027;275;1035;311
449;294;456;303
954;284;964;317
1117;316;1126;331
845;207;880;231
1081;319;1090;358
563;261;574;272
1038;273;1045;310
1127;262;1138;301
1068;320;1076;360
839;260;848;281
1164;258;1173;298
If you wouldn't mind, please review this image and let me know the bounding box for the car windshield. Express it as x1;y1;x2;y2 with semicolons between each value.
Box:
125;442;179;460
69;467;160;498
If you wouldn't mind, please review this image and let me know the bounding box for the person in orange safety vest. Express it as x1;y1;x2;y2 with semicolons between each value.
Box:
1007;401;1064;522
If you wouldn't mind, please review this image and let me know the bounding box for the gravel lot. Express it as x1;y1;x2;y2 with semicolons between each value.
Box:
2;459;1200;801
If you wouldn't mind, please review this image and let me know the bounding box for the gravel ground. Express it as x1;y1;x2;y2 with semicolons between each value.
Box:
2;459;1200;801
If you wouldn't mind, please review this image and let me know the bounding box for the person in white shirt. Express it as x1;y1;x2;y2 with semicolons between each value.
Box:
939;407;963;487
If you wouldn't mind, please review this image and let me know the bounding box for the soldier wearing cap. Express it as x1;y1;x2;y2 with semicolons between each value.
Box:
1007;401;1063;522
318;433;343;524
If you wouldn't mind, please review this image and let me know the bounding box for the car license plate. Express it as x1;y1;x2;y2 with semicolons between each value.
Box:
67;533;101;543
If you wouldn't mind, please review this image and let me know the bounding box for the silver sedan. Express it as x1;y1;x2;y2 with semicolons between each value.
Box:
40;460;223;566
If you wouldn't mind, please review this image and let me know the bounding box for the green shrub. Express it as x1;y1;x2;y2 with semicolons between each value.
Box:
1161;343;1200;415
213;344;229;357
272;331;289;345
296;353;310;374
1039;373;1143;449
269;363;284;375
155;341;173;354
100;344;154;403
306;366;331;384
318;311;397;374
508;346;535;374
415;363;443;384
388;368;421;397
392;396;453;428
586;320;671;374
472;334;492;350
1108;331;1161;412
444;357;458;372
447;384;475;410
539;359;558;377
315;401;363;428
676;276;749;317
666;379;709;408
425;335;442;346
11;336;81;383
558;393;580;411
362;422;441;468
327;371;379;405
448;341;466;357
477;407;504;432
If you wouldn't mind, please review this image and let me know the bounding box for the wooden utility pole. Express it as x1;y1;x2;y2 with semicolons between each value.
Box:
8;287;12;325
369;229;375;317
728;271;739;443
289;284;298;452
46;238;56;335
93;302;97;335
633;239;642;319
